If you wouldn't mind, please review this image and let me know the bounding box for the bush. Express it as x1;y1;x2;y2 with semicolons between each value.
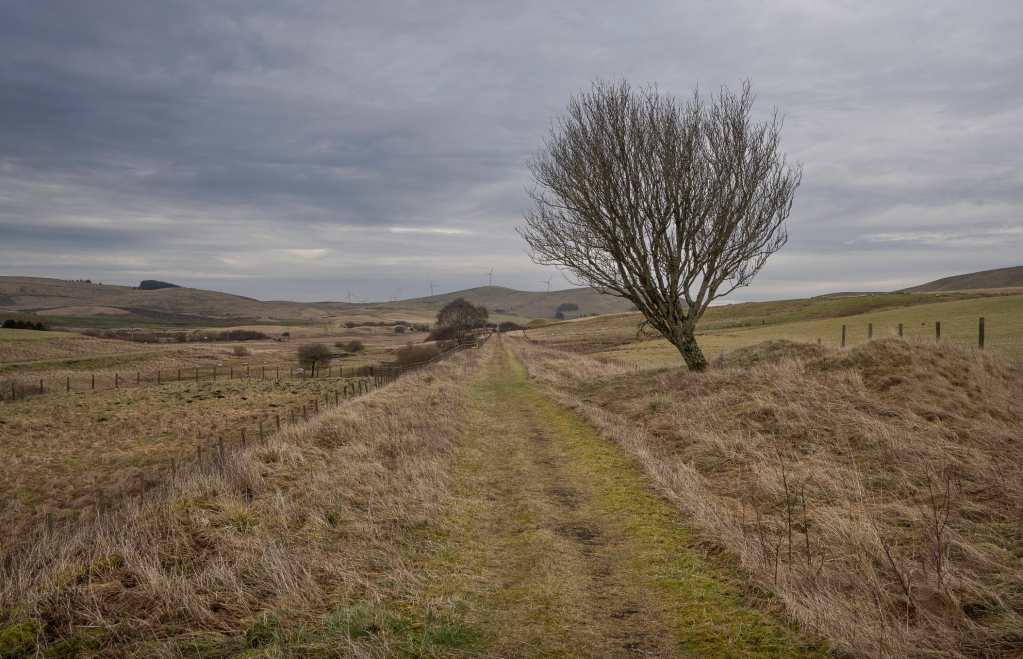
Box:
394;325;406;333
2;319;46;331
233;346;250;357
556;302;579;312
413;323;430;332
393;344;444;367
209;330;268;342
425;326;458;342
555;312;565;320
498;321;524;333
344;322;357;328
342;339;364;353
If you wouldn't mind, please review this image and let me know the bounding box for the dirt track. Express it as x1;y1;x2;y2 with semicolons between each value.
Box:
431;339;820;658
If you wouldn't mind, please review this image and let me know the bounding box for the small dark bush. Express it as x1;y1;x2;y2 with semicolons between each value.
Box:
555;312;565;320
413;323;430;332
344;322;356;328
425;326;458;342
394;325;406;333
556;302;579;312
498;321;524;333
2;319;46;331
343;339;365;353
233;346;250;357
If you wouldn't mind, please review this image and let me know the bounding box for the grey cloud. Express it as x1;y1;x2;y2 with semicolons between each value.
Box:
1;0;1021;301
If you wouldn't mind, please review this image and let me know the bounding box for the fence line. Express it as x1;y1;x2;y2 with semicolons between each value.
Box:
8;333;494;538
769;317;1023;354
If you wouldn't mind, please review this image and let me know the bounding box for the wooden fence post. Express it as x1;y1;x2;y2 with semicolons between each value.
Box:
868;323;872;339
259;421;264;441
178;369;181;381
67;376;70;392
137;372;139;385
115;373;119;389
275;414;280;429
218;436;225;458
196;368;199;383
314;400;318;413
979;317;985;349
158;370;161;384
241;428;246;447
898;323;903;338
936;321;941;341
841;325;846;348
138;472;144;495
92;373;95;390
230;366;233;379
40;379;43;395
303;405;307;421
291;409;296;424
247;366;249;378
197;445;203;462
335;391;339;405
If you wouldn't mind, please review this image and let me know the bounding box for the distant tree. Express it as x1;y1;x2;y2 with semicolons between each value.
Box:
430;297;488;342
297;343;333;376
519;79;801;371
556;303;579;312
394;325;406;333
554;312;565;320
138;280;180;291
339;339;364;353
344;322;356;328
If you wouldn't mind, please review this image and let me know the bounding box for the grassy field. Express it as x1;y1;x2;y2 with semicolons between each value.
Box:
525;293;1023;367
511;336;1023;657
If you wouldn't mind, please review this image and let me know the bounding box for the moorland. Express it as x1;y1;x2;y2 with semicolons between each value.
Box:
0;275;1021;658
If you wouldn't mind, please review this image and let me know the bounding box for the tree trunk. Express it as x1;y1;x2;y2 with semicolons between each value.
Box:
675;326;709;372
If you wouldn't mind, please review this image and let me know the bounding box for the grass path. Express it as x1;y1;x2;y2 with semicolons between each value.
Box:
429;338;822;657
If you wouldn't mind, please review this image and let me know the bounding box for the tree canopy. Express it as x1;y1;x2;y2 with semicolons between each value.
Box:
519;79;801;371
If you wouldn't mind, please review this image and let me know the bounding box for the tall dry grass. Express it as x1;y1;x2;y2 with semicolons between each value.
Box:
0;346;486;656
510;337;1023;658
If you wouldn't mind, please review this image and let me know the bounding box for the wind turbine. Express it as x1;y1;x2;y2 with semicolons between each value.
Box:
427;277;437;296
487;267;496;287
541;276;553;292
343;288;353;304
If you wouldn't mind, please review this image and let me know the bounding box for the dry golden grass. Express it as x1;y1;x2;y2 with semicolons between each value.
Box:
510;337;1023;658
0;346;486;656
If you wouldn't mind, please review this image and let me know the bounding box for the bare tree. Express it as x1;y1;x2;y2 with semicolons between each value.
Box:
430;297;489;342
297;343;332;376
519;79;802;371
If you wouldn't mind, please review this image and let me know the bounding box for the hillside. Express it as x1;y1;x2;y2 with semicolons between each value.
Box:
378;285;636;319
0;277;634;325
898;265;1023;292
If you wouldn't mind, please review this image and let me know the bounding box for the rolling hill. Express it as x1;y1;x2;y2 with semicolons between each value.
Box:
0;277;635;325
898;265;1023;293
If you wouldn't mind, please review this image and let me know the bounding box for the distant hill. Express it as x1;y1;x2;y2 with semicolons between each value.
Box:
0;277;634;325
898;266;1023;293
381;286;636;319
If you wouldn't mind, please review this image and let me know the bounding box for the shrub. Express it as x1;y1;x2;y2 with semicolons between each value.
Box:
556;302;579;312
344;322;357;328
413;323;430;332
343;339;364;353
2;319;46;331
554;312;565;320
394;325;406;333
498;321;524;333
425;326;458;342
233;346;250;357
393;344;444;367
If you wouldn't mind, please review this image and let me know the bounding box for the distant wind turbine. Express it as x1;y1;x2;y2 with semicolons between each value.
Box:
541;276;553;292
427;277;437;296
488;267;496;287
343;288;353;304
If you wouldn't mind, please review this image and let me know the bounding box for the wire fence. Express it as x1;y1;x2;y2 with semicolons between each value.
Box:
0;334;495;404
5;334;495;539
778;317;1023;355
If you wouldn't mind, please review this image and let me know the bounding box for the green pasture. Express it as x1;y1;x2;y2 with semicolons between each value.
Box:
592;294;1023;366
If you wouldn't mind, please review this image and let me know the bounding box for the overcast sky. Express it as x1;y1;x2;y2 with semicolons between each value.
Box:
1;0;1020;303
